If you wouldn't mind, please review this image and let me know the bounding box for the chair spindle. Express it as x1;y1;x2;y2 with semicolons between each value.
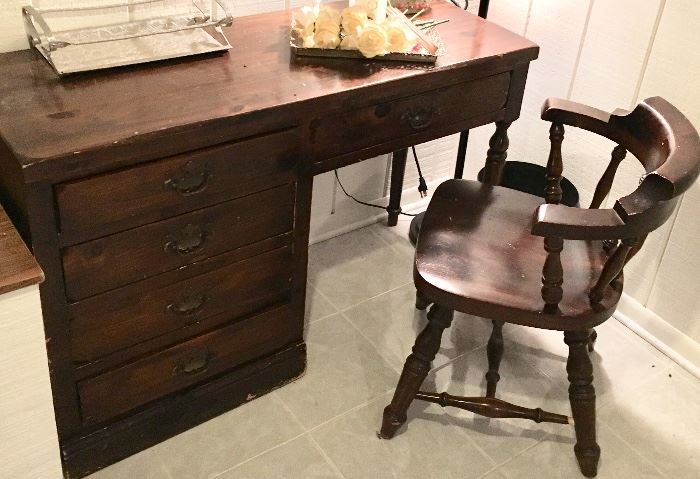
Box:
589;236;643;303
590;145;627;209
545;122;565;204
541;122;565;312
542;236;564;313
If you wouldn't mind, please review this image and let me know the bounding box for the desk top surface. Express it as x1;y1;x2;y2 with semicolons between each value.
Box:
0;1;537;178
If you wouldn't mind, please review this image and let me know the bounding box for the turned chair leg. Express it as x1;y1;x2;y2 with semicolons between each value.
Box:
588;329;598;353
415;290;432;311
565;330;600;478
485;320;504;398
380;304;454;439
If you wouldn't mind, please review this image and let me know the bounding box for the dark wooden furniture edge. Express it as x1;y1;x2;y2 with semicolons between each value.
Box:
0;204;43;294
61;342;306;479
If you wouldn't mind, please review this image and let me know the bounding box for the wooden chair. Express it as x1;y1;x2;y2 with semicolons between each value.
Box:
378;97;700;477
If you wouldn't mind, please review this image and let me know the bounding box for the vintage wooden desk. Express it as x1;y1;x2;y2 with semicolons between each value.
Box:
0;2;538;477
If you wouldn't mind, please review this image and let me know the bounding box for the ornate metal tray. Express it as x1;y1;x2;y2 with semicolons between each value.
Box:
23;0;233;76
290;6;445;64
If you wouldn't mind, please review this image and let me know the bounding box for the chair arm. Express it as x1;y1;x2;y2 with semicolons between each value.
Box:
531;204;627;240
541;98;615;139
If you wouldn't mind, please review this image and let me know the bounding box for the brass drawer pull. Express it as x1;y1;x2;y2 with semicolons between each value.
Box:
164;161;212;196
163;223;211;255
402;106;435;131
173;348;212;376
166;293;208;318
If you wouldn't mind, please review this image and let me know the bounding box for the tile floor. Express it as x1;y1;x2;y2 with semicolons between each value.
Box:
88;218;700;479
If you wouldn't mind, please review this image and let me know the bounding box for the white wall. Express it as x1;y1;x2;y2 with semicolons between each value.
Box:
1;1;698;352
0;285;62;479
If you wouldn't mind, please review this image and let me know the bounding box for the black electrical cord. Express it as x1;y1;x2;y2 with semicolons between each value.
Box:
448;0;468;10
411;146;428;198
334;169;418;217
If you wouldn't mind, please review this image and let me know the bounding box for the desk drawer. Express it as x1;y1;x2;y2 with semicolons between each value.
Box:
78;304;300;425
70;246;293;363
56;129;299;245
308;74;510;162
63;183;295;300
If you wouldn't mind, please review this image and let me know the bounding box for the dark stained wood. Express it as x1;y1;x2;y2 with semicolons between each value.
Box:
415;289;432;310
70;246;293;364
485;320;504;398
589;236;642;304
589;145;626;209
63;342;306;479
78;303;300;425
380;304;454;439
62;183;295;300
0;3;541;477
0;205;43;294
565;330;600;477
541;235;565;313
415;391;571;425
482;121;511;185
308;74;510;164
56;128;299;245
414;181;618;330
383;96;700;478
0;2;538;183
545;123;564;204
388;149;408;226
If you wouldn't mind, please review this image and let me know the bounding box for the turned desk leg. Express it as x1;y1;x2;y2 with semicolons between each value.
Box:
482;121;512;186
387;149;408;226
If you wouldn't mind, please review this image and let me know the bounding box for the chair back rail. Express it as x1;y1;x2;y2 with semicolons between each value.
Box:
536;97;700;307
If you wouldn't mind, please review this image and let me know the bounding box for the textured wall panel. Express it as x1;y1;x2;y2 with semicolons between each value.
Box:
0;286;62;479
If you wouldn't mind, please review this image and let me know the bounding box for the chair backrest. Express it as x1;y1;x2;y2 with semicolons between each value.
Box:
531;97;700;310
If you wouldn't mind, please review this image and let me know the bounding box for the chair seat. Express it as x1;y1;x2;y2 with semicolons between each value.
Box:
414;180;621;330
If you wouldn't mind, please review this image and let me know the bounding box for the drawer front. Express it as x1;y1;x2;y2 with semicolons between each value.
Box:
56;129;299;245
78;304;300;425
308;74;510;162
63;183;295;300
70;246;293;363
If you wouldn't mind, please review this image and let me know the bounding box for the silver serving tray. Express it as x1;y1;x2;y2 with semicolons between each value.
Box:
23;0;233;76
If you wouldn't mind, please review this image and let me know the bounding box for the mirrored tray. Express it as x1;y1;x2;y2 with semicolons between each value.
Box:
290;5;445;64
23;0;233;76
290;28;442;64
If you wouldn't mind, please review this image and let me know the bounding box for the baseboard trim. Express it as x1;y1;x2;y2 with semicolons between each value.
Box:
309;190;432;245
615;293;700;379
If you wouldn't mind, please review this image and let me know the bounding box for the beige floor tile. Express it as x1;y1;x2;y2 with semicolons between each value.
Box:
479;469;510;479
427;346;572;465
343;283;492;372
307;227;412;310
155;393;304;479
216;436;340;479
368;218;417;257
276;314;399;430
305;282;338;324
601;369;700;479
499;319;673;407
86;448;171;479
312;393;495;479
496;423;664;479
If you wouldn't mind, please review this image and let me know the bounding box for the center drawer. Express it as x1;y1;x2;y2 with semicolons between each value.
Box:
69;246;293;364
62;183;295;300
307;73;510;164
77;303;301;425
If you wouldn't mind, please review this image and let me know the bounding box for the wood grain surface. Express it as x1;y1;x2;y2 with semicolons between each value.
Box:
0;205;43;295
